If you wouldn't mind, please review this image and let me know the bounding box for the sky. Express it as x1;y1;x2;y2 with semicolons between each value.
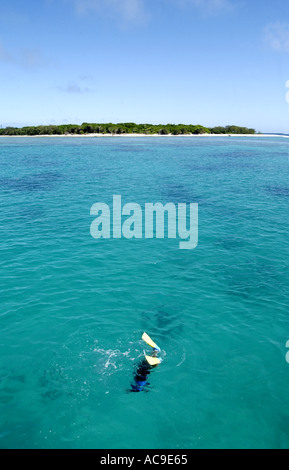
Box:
1;0;289;133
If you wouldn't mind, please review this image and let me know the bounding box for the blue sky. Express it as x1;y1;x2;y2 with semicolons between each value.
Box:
1;0;289;132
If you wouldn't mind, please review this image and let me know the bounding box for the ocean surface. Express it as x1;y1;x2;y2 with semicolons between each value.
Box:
1;135;289;449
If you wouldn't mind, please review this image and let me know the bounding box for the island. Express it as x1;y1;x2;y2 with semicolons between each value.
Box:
0;123;257;136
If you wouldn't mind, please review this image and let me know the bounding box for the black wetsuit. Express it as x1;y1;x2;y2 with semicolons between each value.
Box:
131;358;153;392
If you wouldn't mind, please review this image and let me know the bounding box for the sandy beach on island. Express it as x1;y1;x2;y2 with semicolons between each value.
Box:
0;133;288;138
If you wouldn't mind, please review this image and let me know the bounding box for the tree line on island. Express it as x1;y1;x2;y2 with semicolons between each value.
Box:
0;122;256;136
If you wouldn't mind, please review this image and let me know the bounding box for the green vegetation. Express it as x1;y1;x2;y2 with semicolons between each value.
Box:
208;125;256;135
0;123;256;136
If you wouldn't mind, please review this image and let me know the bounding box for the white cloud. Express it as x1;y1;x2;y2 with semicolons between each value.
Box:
57;80;92;93
61;0;235;29
264;22;289;53
70;0;148;24
172;0;234;13
0;40;48;69
0;41;15;64
65;0;234;26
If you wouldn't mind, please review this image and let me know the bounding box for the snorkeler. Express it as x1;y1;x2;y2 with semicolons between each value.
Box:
130;332;162;393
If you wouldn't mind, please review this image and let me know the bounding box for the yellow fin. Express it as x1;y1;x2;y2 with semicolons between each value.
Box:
145;355;161;366
142;332;160;350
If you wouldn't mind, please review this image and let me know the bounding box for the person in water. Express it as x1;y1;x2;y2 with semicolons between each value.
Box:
130;333;161;393
130;349;159;392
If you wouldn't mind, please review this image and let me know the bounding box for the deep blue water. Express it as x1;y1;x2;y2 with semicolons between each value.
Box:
1;135;289;449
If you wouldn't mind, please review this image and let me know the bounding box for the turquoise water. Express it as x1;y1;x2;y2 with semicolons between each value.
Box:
1;135;289;449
